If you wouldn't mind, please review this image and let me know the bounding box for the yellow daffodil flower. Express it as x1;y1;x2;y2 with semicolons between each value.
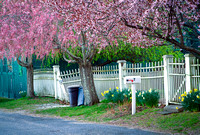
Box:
112;94;114;97
109;88;111;90
197;95;200;99
182;98;184;102
116;87;119;89
149;88;152;93
176;107;178;109
194;89;198;92
130;97;132;99
189;90;192;94
184;92;187;94
181;94;185;97
101;93;104;96
178;97;181;99
117;90;119;92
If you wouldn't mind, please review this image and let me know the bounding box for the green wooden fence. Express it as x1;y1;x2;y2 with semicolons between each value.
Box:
0;58;27;98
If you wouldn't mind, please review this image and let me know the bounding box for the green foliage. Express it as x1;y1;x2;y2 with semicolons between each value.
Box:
93;40;184;65
180;89;200;112
102;87;131;103
19;91;27;98
136;91;145;106
143;89;160;107
102;88;160;108
136;89;160;107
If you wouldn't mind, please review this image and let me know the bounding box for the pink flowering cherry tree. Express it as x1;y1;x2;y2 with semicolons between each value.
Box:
110;0;200;55
41;0;113;105
0;1;57;97
41;0;199;105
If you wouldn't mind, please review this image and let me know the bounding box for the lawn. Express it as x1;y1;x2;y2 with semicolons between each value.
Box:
0;97;60;110
0;97;199;135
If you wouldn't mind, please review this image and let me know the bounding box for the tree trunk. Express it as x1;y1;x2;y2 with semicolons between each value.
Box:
79;62;99;105
17;57;35;98
26;63;35;98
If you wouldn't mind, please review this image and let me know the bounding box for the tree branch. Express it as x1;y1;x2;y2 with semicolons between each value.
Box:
63;53;76;63
17;56;32;68
62;47;82;63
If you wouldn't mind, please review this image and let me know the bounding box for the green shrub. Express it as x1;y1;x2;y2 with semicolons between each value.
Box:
19;91;27;98
102;88;160;108
180;89;200;112
136;89;160;107
102;87;131;103
136;90;145;106
143;89;160;107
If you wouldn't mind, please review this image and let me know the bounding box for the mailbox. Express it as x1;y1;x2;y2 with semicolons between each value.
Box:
124;76;141;84
124;76;141;115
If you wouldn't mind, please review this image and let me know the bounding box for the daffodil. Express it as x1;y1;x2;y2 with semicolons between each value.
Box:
130;97;132;99
101;93;104;96
194;89;198;92
117;90;119;92
176;107;178;109
116;87;119;89
109;88;111;90
112;94;114;97
189;90;192;94
178;97;181;99
139;92;141;95
184;91;187;94
142;91;144;94
181;94;185;97
149;88;152;93
197;95;200;99
182;98;184;102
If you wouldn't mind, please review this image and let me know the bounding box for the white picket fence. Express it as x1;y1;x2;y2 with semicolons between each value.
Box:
36;54;200;105
34;69;54;97
124;61;165;103
56;65;119;102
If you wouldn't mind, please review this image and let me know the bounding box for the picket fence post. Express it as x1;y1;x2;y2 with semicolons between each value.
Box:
53;65;60;99
185;54;195;93
163;55;173;106
117;60;127;91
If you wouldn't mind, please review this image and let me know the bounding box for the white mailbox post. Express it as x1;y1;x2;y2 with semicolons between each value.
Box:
124;76;141;115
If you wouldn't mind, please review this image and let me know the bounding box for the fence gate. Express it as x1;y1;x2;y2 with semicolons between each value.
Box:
168;57;186;104
0;58;27;98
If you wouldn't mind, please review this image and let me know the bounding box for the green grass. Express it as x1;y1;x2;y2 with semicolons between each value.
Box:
36;103;111;122
120;108;200;134
156;112;200;134
0;97;59;110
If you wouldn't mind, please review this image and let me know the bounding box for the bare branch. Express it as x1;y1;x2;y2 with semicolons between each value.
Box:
63;53;76;63
17;56;32;68
61;45;82;63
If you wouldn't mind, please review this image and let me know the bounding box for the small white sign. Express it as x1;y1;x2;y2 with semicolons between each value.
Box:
124;76;141;84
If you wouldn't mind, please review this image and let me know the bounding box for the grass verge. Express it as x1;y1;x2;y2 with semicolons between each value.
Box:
0;97;59;110
0;97;199;134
